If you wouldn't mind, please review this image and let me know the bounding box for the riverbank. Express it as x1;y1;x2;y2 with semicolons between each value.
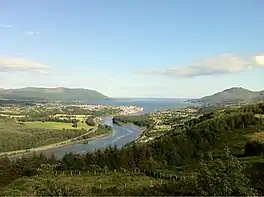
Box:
0;118;104;158
1;110;145;159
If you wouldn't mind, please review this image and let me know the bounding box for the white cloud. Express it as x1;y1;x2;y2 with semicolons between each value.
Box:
141;53;264;78
0;23;14;28
0;57;48;73
26;31;40;36
255;55;264;66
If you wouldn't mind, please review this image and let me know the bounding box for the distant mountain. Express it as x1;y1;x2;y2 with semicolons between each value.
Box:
189;87;264;105
0;87;109;102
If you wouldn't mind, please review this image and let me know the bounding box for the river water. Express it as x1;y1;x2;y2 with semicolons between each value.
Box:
41;99;192;159
42;117;142;159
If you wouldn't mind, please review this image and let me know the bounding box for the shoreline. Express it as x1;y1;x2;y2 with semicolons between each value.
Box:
7;132;111;159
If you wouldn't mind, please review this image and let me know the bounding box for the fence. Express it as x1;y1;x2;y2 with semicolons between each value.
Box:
44;168;195;184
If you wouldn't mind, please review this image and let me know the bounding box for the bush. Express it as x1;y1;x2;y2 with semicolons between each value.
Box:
194;147;256;196
245;140;264;156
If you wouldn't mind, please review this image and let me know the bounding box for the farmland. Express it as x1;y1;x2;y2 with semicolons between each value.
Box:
0;102;143;155
23;121;93;130
0;119;89;153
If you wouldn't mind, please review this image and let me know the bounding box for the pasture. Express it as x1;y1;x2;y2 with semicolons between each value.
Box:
0;119;88;153
23;121;93;130
53;114;88;121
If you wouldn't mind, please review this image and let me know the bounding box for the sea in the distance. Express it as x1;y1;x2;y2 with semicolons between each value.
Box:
88;98;192;114
41;98;193;159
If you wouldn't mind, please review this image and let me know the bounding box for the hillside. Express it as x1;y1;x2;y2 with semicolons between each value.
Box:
189;87;264;105
1;102;264;195
0;87;109;102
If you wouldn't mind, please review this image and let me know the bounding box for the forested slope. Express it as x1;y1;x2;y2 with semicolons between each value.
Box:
1;103;264;196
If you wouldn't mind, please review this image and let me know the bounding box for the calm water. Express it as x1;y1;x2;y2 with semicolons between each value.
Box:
42;117;142;159
88;98;191;113
41;99;192;159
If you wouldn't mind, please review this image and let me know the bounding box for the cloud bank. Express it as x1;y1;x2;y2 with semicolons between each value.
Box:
142;54;264;78
0;57;48;73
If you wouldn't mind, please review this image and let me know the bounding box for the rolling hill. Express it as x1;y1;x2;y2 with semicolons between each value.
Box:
0;87;109;102
189;87;264;105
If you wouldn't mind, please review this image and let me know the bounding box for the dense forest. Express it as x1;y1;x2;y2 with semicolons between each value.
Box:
85;116;97;126
1;103;264;195
113;115;154;127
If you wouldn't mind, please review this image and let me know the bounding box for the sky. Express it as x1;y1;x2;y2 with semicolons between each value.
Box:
0;0;264;98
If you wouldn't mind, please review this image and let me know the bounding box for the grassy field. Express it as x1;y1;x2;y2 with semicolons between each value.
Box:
0;172;162;196
255;114;264;118
0;114;25;118
249;131;264;141
0;119;88;153
23;121;93;130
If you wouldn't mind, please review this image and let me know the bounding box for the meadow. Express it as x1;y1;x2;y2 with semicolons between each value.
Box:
0;119;89;153
23;121;92;130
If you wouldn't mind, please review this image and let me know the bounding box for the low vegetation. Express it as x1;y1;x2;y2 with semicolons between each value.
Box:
23;121;92;130
0;119;89;153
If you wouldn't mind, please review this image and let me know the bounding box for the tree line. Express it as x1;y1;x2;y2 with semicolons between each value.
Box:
0;148;257;196
113;115;154;127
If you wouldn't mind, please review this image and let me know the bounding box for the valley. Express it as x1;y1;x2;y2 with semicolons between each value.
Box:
0;87;264;196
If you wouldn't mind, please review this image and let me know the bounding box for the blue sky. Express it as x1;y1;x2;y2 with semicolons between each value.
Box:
0;0;264;98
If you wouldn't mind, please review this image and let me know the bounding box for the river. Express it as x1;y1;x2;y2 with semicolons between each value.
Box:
40;99;192;159
42;116;142;159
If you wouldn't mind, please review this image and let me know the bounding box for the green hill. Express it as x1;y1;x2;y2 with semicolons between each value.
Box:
1;102;264;195
190;87;264;105
0;87;109;102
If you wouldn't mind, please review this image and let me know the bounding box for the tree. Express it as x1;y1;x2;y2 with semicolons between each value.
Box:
0;156;12;186
194;147;256;196
72;122;78;128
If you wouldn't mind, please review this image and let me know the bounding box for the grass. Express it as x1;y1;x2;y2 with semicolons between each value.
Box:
0;172;162;196
0;114;25;118
53;114;88;122
210;124;264;156
23;121;93;130
249;132;264;141
0;119;88;153
256;114;264;119
155;125;170;130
